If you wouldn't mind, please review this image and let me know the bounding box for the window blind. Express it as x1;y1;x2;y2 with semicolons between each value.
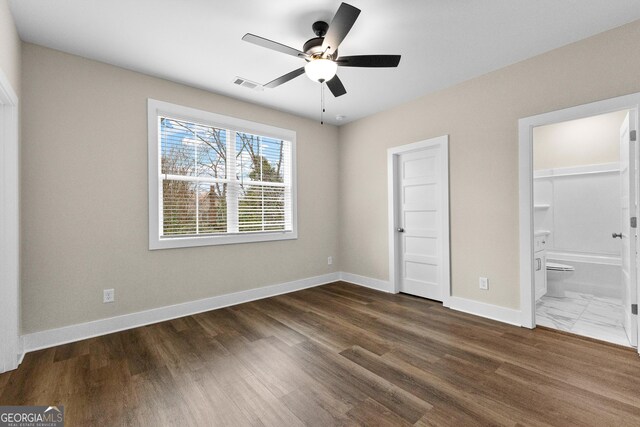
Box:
159;117;292;238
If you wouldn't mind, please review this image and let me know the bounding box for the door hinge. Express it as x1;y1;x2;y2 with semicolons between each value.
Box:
632;304;638;315
631;217;637;228
631;130;637;142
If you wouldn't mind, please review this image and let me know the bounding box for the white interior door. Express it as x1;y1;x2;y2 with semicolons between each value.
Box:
396;144;446;301
620;111;638;347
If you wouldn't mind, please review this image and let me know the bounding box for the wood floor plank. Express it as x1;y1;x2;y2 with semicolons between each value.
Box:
340;346;519;426
193;372;257;426
251;297;387;355
346;397;413;427
1;282;640;426
229;303;308;346
276;294;392;355
296;340;433;422
495;361;640;423
280;387;353;426
225;374;305;427
224;337;308;398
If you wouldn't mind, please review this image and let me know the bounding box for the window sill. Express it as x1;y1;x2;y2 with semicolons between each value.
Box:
149;230;298;250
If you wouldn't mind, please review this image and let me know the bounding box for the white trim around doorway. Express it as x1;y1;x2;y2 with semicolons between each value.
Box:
518;93;640;350
0;67;21;373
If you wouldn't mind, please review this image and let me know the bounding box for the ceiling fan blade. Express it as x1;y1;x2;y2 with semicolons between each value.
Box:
264;67;306;88
242;33;308;59
322;3;361;56
337;55;401;68
326;75;347;97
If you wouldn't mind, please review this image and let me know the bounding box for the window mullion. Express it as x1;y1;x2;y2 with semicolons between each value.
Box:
227;130;239;233
259;137;265;231
194;129;199;235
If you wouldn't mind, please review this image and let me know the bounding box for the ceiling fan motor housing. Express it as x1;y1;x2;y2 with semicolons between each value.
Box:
305;21;336;58
303;39;337;59
303;37;324;57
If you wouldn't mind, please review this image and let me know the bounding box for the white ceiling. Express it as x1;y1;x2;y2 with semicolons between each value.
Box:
9;0;640;125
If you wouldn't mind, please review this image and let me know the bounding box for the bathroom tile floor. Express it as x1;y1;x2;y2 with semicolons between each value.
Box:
536;291;631;347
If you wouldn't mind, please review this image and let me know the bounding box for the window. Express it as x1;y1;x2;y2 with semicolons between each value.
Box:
148;99;297;249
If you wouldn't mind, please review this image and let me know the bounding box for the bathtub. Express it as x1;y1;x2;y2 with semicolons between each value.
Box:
546;252;621;299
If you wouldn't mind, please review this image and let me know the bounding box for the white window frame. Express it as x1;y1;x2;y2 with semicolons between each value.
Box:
148;99;297;250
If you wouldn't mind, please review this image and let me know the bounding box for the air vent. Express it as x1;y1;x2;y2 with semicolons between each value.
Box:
233;77;264;91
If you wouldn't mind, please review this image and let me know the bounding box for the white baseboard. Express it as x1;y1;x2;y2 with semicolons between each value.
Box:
445;296;522;326
337;272;521;326
22;272;340;353
339;272;393;293
20;271;522;357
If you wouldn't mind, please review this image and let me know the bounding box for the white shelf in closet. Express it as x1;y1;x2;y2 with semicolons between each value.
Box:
534;204;551;210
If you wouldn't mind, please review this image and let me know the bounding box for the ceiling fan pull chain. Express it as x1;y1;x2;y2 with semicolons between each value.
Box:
320;82;325;125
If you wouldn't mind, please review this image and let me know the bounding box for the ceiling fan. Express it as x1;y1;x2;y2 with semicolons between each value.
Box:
241;2;401;98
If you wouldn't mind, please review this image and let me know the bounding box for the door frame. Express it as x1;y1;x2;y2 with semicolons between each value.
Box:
518;93;640;351
387;135;451;305
0;68;21;372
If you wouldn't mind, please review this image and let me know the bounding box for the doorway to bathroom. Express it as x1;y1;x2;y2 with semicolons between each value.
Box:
533;110;633;346
519;93;640;351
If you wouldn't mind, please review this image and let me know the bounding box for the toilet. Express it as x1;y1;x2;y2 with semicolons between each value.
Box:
546;261;575;298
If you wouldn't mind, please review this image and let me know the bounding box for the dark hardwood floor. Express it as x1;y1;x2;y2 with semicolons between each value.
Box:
2;281;640;426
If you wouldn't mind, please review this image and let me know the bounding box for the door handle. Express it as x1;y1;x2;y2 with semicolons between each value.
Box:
535;258;541;271
397;228;405;233
612;232;623;239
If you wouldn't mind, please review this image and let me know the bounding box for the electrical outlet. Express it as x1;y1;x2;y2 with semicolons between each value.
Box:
327;256;333;265
479;277;489;290
103;288;115;303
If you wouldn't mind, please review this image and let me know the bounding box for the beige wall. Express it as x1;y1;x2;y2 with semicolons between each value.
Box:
533;110;628;170
19;18;640;331
21;43;339;333
0;0;20;95
338;20;640;310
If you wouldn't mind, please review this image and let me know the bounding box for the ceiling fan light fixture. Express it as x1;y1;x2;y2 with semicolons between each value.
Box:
242;2;400;101
304;59;337;83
